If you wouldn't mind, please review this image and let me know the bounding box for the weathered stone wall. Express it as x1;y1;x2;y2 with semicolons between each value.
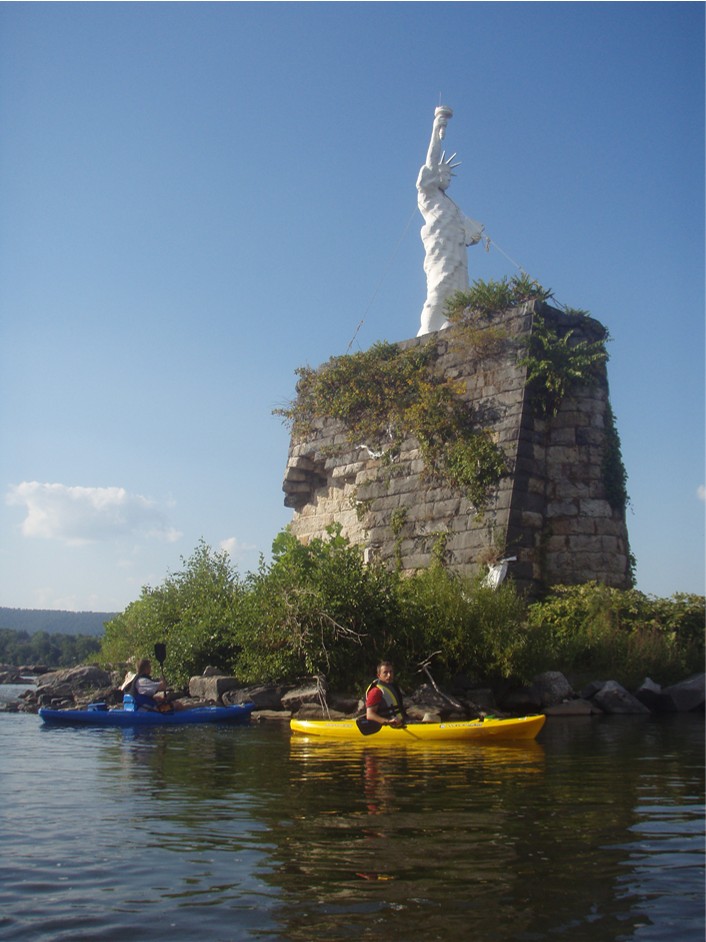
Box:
281;302;631;595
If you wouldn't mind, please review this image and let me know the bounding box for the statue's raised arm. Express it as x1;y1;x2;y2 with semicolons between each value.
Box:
425;106;452;171
416;106;484;336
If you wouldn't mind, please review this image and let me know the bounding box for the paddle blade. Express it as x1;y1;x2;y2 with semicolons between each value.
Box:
355;717;381;736
154;642;166;667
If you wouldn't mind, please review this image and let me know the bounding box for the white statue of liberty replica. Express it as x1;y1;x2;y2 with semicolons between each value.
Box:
417;105;485;336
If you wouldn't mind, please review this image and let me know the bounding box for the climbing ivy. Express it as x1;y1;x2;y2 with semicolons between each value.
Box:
520;311;609;417
275;340;508;512
602;403;630;514
275;279;614;518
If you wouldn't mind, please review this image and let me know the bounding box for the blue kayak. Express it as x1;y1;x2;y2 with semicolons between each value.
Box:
39;701;255;727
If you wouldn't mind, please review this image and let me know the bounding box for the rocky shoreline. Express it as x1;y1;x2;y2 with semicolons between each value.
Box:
1;663;703;720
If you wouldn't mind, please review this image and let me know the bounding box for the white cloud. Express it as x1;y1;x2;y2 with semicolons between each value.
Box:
697;485;706;503
220;536;257;560
6;482;182;546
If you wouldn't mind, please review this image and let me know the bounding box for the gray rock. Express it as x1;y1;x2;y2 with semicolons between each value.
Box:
293;703;348;719
221;684;286;710
188;675;239;702
581;680;606;700
634;677;663;711
252;709;292;722
464;688;497;712
281;678;328;712
658;673;705;713
498;686;542;714
529;671;575;707
407;682;466;714
36;665;112;691
592;680;650;715
328;694;361;715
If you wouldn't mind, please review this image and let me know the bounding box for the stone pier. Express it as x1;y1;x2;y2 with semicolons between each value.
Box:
281;301;631;595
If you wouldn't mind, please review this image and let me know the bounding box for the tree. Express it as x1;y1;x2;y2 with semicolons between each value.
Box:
100;541;244;687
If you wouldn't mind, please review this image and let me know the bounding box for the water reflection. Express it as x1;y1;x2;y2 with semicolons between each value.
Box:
255;718;703;941
289;735;545;811
18;715;700;941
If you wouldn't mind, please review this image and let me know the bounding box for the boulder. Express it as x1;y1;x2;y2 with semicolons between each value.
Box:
188;675;240;702
252;709;292;722
498;672;575;714
581;680;606;700
36;665;112;692
450;676;498;711
634;677;663;712
406;682;467;715
529;671;575;707
222;684;287;710
0;668;24;684
327;693;361;715
463;688;497;712
591;680;650;715
658;673;705;713
33;666;113;708
202;665;229;677
280;678;328;712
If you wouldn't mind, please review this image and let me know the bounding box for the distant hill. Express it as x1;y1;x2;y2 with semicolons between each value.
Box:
0;608;118;637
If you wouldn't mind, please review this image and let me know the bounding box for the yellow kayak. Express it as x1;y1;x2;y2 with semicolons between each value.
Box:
290;714;545;743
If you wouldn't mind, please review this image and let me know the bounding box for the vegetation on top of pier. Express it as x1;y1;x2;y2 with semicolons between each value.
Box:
274;338;508;513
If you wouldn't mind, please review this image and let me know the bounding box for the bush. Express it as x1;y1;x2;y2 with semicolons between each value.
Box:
526;583;705;688
100;533;704;697
236;526;408;690
397;565;530;686
100;541;244;688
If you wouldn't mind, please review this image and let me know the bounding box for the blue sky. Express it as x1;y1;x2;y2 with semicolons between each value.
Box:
1;2;703;612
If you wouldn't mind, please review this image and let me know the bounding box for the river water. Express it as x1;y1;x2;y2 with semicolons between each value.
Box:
0;687;703;942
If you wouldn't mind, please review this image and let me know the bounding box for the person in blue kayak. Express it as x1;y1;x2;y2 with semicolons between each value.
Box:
365;661;406;727
130;658;173;712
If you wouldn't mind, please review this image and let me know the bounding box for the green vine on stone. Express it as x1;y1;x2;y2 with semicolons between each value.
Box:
520;311;609;417
390;508;407;536
602;403;629;514
274;339;508;511
442;434;510;509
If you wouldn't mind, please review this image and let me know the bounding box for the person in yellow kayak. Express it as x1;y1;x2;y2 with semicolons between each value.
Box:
365;661;406;727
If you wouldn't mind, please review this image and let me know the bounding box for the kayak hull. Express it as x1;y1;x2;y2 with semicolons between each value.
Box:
39;703;255;727
290;714;545;742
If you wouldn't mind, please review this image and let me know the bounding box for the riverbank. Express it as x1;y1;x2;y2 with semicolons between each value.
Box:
2;663;704;720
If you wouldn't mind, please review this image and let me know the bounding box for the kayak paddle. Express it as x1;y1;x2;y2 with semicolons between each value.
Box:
154;642;167;683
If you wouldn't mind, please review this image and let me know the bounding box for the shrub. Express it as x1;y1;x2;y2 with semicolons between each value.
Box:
235;526;409;690
526;583;704;688
397;565;530;685
100;541;243;688
100;534;704;698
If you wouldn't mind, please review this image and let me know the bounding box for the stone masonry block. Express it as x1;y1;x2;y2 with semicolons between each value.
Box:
282;304;630;594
